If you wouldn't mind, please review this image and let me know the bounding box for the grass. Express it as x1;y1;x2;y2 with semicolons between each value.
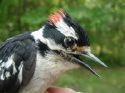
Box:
56;67;125;93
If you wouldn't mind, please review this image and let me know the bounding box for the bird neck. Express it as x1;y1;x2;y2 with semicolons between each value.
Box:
31;26;47;44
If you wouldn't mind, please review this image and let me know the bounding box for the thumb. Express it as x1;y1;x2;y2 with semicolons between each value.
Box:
47;87;76;93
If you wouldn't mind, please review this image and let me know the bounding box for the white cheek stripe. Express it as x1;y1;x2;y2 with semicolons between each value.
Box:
56;19;78;39
46;39;65;51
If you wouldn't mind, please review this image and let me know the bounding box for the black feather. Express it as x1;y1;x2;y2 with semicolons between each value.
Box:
0;32;37;93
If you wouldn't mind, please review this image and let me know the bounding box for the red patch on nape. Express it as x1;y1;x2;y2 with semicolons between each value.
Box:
48;9;65;24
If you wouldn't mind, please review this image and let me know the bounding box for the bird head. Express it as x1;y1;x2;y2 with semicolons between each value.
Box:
42;9;107;77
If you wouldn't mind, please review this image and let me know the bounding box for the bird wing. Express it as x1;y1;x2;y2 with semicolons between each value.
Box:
0;33;37;93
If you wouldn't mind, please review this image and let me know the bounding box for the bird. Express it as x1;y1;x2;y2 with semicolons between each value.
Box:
0;9;107;93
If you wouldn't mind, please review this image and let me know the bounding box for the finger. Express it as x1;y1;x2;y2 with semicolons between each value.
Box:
47;87;76;93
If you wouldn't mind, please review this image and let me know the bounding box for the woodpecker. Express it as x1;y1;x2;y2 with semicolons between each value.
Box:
0;9;107;93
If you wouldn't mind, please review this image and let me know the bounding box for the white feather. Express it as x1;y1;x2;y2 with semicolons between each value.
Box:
5;71;11;78
1;70;5;80
12;62;17;74
56;18;78;39
31;26;47;44
18;62;23;83
46;39;65;51
20;52;79;93
5;55;13;68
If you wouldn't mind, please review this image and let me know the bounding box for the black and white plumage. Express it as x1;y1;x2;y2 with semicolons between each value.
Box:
0;10;107;93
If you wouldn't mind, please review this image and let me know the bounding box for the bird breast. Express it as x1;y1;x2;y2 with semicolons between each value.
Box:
20;51;78;93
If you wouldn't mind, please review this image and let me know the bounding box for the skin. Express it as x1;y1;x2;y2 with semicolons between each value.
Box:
47;87;76;93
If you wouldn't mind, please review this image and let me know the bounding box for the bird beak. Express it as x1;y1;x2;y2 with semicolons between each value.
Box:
55;46;108;77
74;46;107;67
81;52;108;67
58;51;101;77
72;51;107;77
70;54;101;77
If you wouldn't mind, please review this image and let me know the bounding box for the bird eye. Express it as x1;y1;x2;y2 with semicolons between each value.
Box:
64;37;76;48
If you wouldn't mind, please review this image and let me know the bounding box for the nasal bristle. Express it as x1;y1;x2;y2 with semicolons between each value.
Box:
48;9;65;24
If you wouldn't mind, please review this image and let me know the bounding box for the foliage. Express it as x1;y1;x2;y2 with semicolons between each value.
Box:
0;0;125;66
57;68;125;93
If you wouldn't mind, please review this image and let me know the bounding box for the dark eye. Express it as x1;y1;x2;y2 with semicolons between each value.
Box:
64;37;76;48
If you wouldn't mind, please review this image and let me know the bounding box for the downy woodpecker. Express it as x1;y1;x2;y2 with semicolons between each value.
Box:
0;9;107;93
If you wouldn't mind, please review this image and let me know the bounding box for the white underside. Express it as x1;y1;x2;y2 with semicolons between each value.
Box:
20;51;79;93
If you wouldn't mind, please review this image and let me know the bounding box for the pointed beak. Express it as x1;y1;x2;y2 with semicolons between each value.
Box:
54;46;107;77
70;55;101;78
58;51;101;77
81;52;108;67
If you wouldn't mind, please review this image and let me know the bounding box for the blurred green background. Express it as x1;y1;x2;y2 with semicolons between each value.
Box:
0;0;125;93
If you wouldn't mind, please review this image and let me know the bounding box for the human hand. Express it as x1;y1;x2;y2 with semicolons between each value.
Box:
47;87;82;93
